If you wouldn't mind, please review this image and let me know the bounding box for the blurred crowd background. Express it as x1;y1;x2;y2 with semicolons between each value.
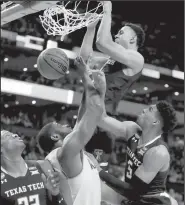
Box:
1;1;184;204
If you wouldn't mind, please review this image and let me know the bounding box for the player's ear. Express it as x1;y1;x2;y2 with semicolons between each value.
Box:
50;134;60;142
130;36;136;44
153;120;160;125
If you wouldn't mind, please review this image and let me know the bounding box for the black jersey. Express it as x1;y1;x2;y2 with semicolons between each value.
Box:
125;135;169;196
1;163;50;205
102;59;142;104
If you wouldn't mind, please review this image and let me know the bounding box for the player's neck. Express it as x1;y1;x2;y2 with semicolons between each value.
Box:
1;156;27;177
139;129;161;147
128;44;137;50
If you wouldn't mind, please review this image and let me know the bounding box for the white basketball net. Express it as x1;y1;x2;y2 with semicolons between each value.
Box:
39;1;103;40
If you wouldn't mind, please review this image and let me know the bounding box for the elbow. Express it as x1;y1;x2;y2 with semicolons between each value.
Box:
96;39;107;50
100;111;108;122
96;39;112;54
89;97;104;116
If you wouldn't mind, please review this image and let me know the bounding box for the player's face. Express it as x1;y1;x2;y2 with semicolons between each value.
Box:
137;105;160;128
93;149;110;163
50;122;72;149
52;122;72;136
115;26;136;48
1;131;25;153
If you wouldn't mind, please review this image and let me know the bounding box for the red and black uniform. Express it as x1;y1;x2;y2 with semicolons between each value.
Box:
123;135;171;205
103;59;142;110
1;163;55;205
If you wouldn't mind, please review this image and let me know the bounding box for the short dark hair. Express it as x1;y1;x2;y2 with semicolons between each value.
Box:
37;122;70;153
156;101;177;133
37;123;56;152
124;22;145;48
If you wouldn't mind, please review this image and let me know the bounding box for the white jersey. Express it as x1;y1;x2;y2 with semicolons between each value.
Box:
46;148;101;205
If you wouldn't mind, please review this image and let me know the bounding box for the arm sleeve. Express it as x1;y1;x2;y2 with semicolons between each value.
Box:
99;170;149;200
46;189;68;205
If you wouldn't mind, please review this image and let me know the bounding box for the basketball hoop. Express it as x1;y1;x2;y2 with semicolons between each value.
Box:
39;1;103;40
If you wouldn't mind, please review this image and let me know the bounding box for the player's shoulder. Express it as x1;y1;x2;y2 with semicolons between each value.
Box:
128;49;144;69
128;49;144;60
84;151;100;169
84;151;96;161
145;145;170;161
45;147;60;161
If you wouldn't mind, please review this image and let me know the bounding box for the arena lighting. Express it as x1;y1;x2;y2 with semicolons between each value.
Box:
46;40;58;49
23;68;28;72
4;58;9;62
132;90;137;94
34;64;37;68
174;92;179;96
62;49;77;59
164;84;169;88
73;115;77;119
32;100;36;104
144;87;148;91
1;77;74;105
15;101;19;105
4;104;9;108
142;68;160;79
172;70;184;80
16;35;44;51
24;35;44;51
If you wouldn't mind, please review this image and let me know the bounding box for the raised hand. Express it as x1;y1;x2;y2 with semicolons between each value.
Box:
86;13;100;29
123;121;142;139
41;169;63;196
102;1;112;13
74;56;90;76
91;70;106;98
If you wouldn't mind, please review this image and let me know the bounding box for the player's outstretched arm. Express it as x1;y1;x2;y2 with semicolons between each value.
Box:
96;1;144;73
80;16;99;63
80;20;109;70
99;112;142;141
58;57;104;161
59;90;103;160
73;56;92;129
73;57;107;129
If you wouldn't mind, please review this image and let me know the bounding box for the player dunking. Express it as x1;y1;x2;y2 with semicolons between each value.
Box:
93;72;178;205
37;57;106;205
80;1;145;115
1;130;66;205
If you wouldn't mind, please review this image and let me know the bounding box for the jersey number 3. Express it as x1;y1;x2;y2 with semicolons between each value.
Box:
17;194;40;205
126;160;133;179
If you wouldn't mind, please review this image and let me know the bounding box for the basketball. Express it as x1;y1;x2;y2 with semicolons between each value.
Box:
37;48;69;80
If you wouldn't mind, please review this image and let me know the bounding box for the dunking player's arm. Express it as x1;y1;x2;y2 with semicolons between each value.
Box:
56;57;104;177
99;145;170;199
80;14;109;70
96;1;144;74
